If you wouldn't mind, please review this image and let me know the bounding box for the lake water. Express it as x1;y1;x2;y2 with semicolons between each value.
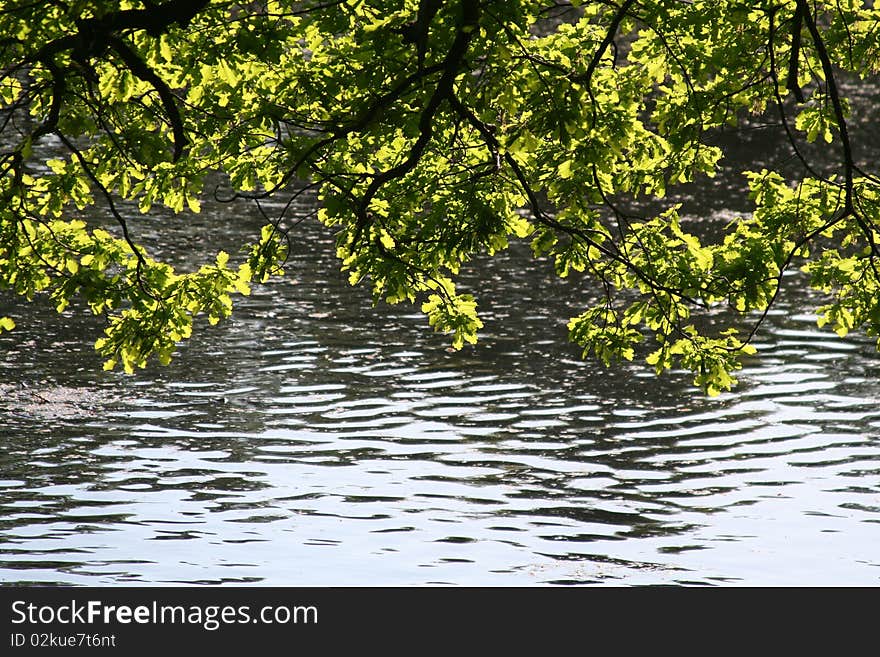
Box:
1;123;879;585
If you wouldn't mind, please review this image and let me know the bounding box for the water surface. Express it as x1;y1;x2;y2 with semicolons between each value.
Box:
1;124;879;585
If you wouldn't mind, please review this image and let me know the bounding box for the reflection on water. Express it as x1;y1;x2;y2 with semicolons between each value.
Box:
3;105;880;585
2;200;878;585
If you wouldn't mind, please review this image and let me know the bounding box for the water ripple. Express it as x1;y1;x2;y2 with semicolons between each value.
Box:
2;207;880;585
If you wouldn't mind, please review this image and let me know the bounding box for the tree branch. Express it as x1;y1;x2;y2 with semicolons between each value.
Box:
797;0;854;211
351;0;481;246
107;36;187;162
786;2;806;103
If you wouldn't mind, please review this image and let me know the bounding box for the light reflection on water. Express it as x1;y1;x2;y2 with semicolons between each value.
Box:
2;114;880;585
2;209;878;585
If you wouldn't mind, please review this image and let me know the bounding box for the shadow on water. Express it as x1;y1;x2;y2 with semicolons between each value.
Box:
2;86;880;585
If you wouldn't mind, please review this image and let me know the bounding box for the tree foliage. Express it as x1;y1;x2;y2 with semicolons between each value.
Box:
1;0;879;393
